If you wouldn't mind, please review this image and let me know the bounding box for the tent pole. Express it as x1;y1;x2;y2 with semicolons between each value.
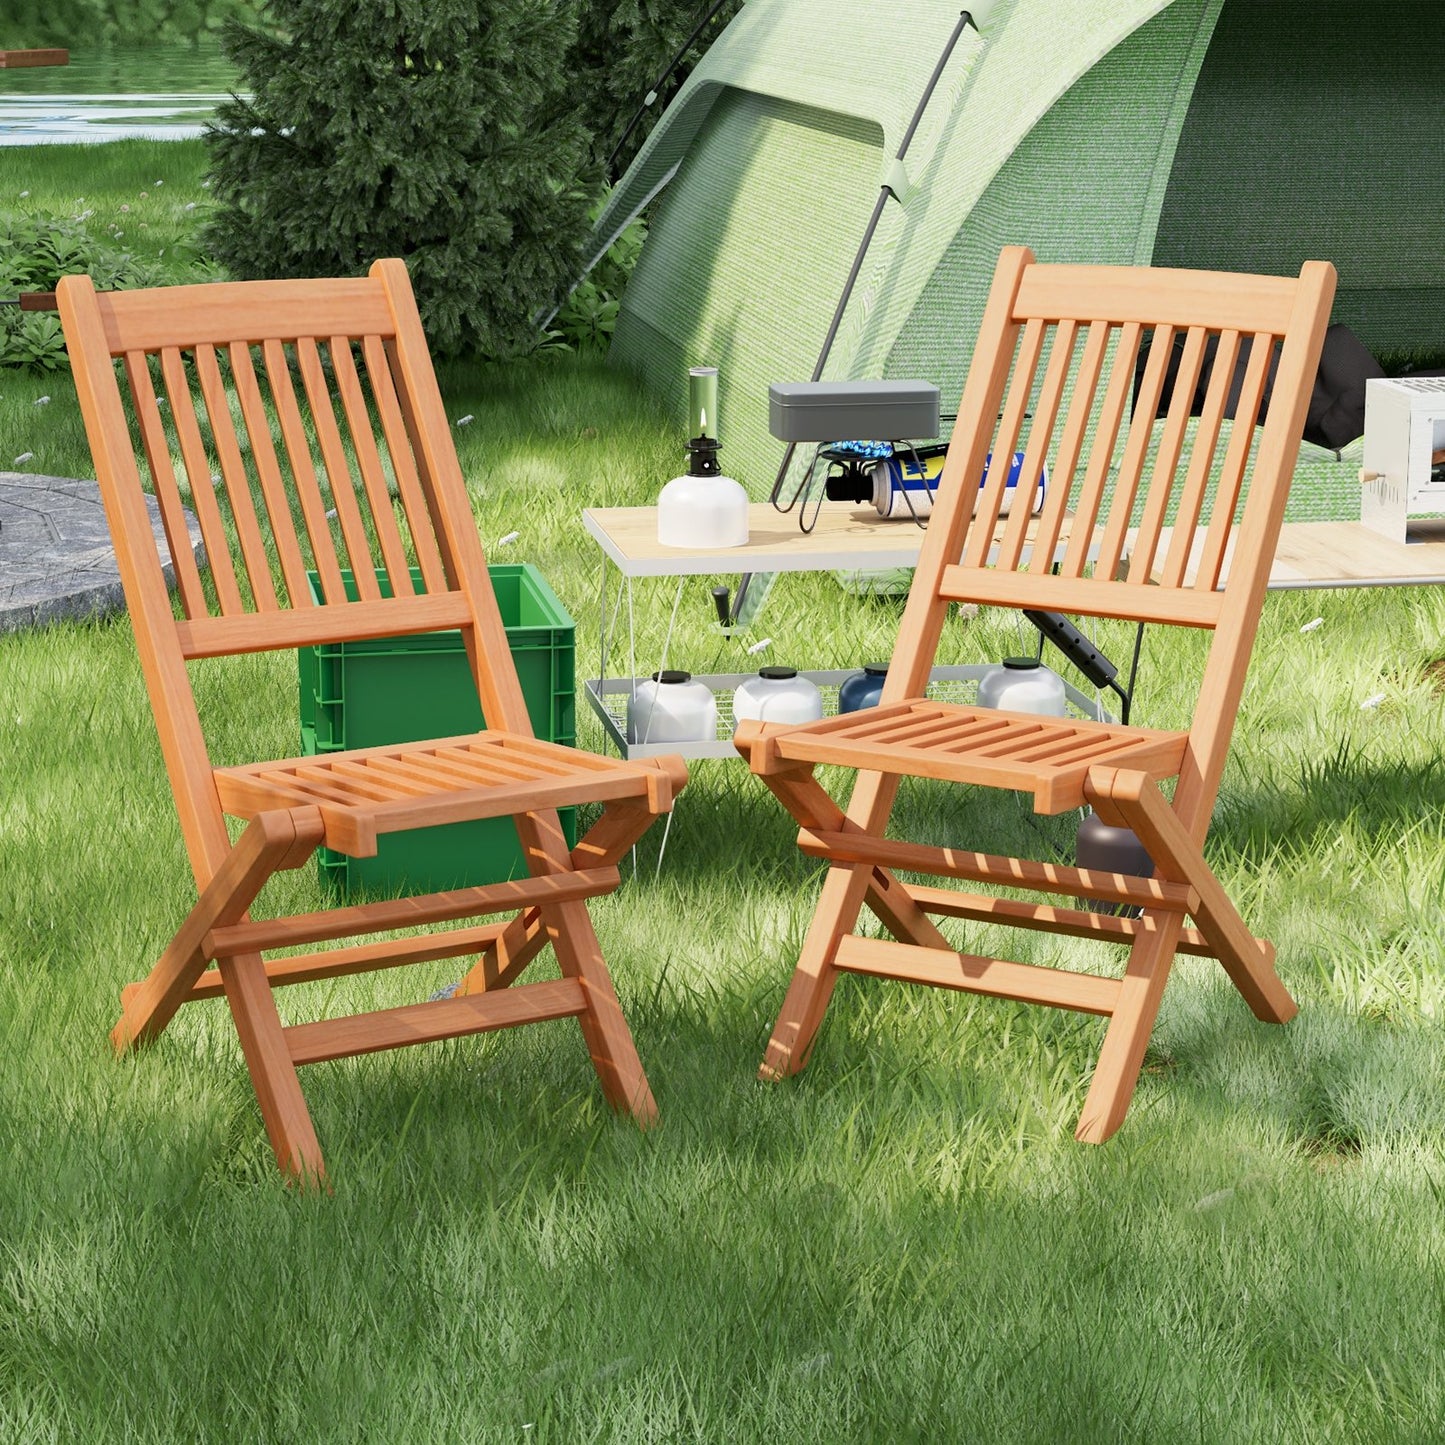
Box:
766;8;985;513
607;0;738;181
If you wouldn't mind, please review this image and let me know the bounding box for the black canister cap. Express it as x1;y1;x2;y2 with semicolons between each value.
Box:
758;666;798;680
863;662;890;676
1002;656;1041;670
651;669;692;684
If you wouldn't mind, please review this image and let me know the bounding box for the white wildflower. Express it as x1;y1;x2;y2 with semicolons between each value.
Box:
1193;1187;1235;1212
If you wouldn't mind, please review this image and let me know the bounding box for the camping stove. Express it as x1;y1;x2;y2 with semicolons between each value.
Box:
1360;376;1445;542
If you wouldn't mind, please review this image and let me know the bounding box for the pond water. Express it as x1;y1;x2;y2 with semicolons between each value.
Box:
0;46;239;145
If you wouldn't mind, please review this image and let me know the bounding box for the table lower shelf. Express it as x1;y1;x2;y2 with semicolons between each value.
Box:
584;665;1110;760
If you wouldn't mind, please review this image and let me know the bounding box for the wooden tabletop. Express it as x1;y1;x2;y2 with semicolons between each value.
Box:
582;503;1060;577
1145;519;1445;590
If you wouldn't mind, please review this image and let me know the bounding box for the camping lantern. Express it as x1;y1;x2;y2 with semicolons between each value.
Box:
657;366;750;549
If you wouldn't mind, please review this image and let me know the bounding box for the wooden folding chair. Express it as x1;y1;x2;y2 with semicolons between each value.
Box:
737;246;1335;1142
58;260;686;1183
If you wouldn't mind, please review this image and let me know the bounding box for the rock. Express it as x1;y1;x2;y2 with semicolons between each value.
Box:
0;471;205;633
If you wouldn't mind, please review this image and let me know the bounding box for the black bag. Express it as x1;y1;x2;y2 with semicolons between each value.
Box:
1135;322;1386;452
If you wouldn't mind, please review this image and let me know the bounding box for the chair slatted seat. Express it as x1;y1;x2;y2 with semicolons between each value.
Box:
59;259;686;1183
750;702;1188;812
736;245;1335;1142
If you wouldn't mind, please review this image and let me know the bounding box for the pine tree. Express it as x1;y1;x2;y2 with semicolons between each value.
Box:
203;0;595;358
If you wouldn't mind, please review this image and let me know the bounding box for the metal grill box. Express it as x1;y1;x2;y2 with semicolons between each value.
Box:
767;380;941;443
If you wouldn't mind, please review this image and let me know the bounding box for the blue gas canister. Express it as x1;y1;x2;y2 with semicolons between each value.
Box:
838;662;890;713
866;449;1046;519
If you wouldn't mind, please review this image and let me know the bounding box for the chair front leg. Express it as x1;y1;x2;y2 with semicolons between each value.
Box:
218;948;327;1186
758;768;916;1081
749;760;954;953
1075;909;1186;1143
512;809;657;1125
760;860;879;1081
113;807;324;1051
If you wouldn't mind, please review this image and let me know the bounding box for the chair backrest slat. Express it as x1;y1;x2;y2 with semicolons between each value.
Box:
123;351;208;619
294;336;382;601
1095;322;1175;580
361;334;449;593
1192;331;1276;593
1058;321;1143;578
997;318;1076;572
329;335;416;596
1125;323;1210;586
1027;318;1110;576
227;339;314;608
1156;327;1241;589
160;344;246;614
194;342;279;611
962;317;1046;568
259;337;349;605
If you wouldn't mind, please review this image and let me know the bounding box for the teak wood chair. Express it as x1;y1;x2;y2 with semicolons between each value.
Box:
58;260;686;1183
736;246;1335;1142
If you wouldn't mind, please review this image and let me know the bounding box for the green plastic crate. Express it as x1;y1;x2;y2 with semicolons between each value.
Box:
298;564;577;898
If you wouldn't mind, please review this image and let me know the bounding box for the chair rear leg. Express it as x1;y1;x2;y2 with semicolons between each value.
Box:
1087;767;1297;1023
543;897;657;1123
1074;912;1184;1144
218;951;326;1183
759;862;875;1082
459;906;550;994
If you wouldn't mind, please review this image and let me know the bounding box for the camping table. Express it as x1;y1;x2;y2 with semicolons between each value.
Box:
581;503;1089;760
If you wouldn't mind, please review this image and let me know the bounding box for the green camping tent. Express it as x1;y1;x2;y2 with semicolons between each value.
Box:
588;0;1444;520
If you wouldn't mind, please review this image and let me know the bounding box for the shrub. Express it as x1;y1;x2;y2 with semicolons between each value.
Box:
0;210;159;371
551;207;646;356
203;0;597;361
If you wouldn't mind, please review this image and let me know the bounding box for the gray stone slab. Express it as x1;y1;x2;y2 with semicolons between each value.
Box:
0;471;206;632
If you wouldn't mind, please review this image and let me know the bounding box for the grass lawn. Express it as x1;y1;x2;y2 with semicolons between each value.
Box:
4;143;1445;1442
